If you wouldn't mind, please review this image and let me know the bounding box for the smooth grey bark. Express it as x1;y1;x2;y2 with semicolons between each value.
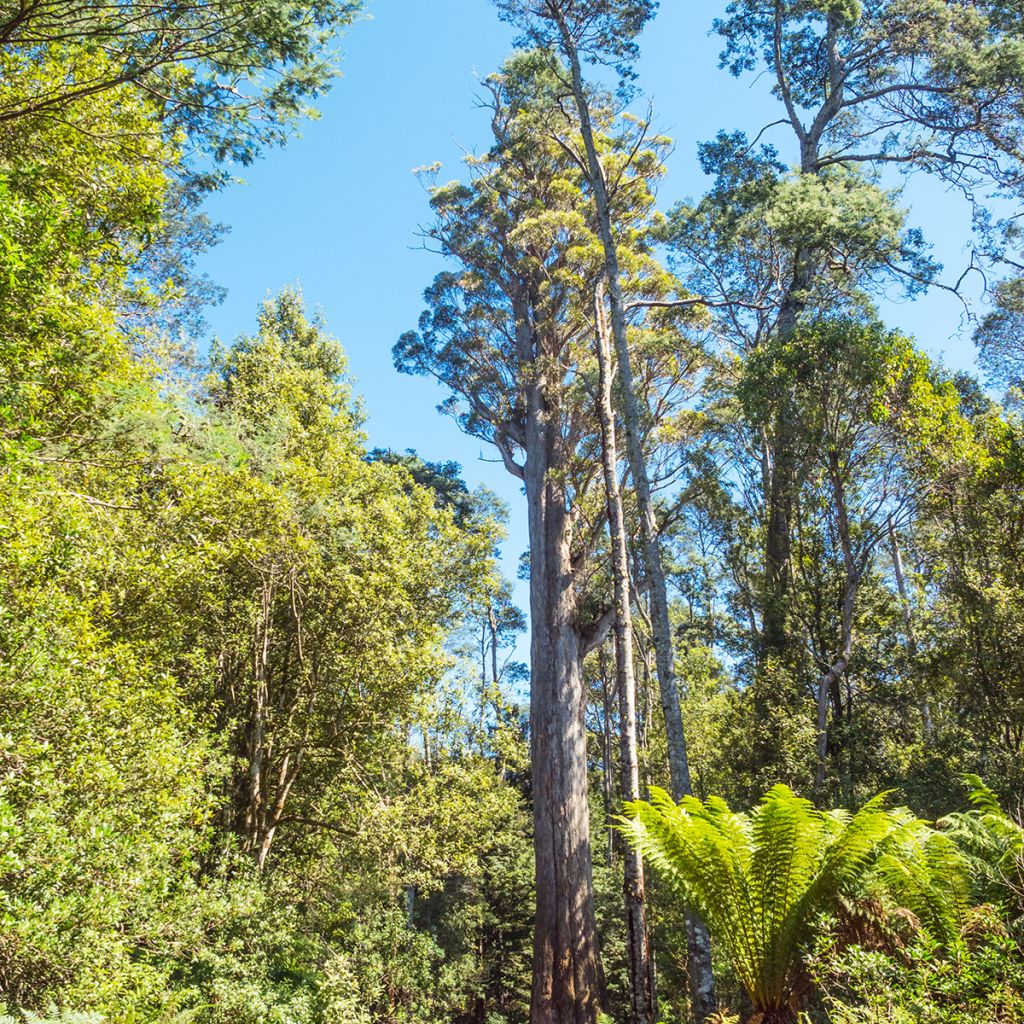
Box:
599;645;617;867
550;15;717;1018
595;295;656;1024
888;515;935;741
480;616;490;755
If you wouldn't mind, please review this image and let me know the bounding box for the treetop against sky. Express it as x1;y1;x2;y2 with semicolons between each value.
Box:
198;0;986;637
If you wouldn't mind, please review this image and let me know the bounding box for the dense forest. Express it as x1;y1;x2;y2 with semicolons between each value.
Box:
2;1;1024;1022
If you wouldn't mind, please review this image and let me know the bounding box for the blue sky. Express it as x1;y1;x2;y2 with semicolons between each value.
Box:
198;0;987;640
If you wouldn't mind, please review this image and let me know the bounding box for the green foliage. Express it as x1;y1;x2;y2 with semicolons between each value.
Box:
762;170;907;280
0;0;362;167
911;410;1024;795
873;830;972;950
396;48;680;460
0;1013;105;1024
808;929;1024;1023
738;321;960;449
8;3;1024;1024
491;0;657;85
0;280;522;1017
0;54;171;463
622;786;958;1018
976;276;1024;399
939;777;1024;932
0;26;532;1014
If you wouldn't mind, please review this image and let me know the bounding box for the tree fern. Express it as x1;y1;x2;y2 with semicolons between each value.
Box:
939;775;1024;928
873;828;971;948
621;786;943;1021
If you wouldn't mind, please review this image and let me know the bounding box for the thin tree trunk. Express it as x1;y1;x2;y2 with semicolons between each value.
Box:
814;456;858;799
553;25;717;1019
245;576;274;860
481;615;489;755
599;646;616;867
814;653;848;799
763;425;795;661
888;515;934;741
256;749;302;872
490;601;500;689
637;643;654;797
595;294;656;1024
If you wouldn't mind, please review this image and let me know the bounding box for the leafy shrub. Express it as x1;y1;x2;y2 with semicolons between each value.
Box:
807;929;1024;1023
0;1012;105;1024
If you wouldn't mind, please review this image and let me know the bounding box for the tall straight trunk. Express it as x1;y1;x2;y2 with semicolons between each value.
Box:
599;646;616;867
554;22;717;1020
480;616;489;755
762;425;795;661
888;515;935;741
761;251;813;664
760;110;825;663
814;455;858;798
594;297;656;1024
525;376;603;1024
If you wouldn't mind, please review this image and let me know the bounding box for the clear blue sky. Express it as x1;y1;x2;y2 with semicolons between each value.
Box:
197;0;985;639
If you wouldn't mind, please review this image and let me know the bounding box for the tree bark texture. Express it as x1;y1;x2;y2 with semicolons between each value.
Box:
595;297;656;1024
525;367;604;1024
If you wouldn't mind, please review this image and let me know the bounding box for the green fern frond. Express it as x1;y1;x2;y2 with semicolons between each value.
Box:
963;774;1003;817
622;786;939;1016
874;828;970;948
937;775;1023;923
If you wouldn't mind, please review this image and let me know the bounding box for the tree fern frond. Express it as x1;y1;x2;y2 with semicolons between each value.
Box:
963;774;1004;817
938;775;1023;918
874;829;971;949
623;786;938;1016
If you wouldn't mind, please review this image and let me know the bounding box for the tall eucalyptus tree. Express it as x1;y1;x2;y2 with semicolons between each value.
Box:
397;56;614;1024
489;3;719;1015
398;49;706;1021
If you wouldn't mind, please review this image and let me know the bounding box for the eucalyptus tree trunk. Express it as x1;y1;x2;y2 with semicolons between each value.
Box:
480;616;489;755
762;237;821;664
814;454;859;798
554;21;717;1019
523;351;604;1024
599;646;617;867
888;515;935;741
595;296;656;1024
760;6;836;662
